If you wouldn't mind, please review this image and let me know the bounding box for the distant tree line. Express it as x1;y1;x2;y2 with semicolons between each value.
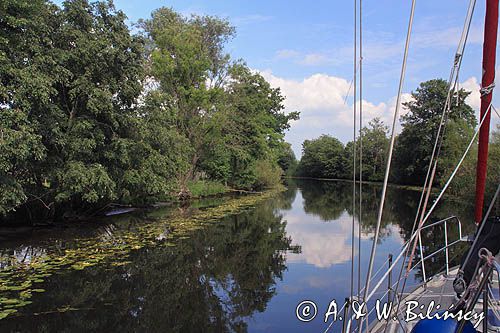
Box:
0;0;299;221
296;79;500;199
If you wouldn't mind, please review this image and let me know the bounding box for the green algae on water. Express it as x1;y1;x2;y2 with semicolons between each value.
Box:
0;189;283;320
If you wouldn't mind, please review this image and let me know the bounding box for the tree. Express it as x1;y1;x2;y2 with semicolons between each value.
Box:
0;0;54;215
121;90;191;204
342;118;389;182
1;0;147;218
48;0;146;210
277;143;298;176
297;135;345;179
140;8;235;197
221;64;298;189
393;79;476;185
447;125;500;204
1;2;299;221
142;10;299;193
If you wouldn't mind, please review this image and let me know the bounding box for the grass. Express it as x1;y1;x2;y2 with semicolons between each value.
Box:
187;180;229;198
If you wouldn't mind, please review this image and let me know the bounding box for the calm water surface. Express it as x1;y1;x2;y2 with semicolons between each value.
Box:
0;180;473;332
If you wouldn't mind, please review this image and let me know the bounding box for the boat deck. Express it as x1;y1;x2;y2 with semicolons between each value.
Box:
369;267;500;333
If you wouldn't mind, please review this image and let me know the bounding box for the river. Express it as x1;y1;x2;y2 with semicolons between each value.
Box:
0;179;474;332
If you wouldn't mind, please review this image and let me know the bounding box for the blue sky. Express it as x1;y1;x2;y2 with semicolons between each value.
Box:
54;0;499;157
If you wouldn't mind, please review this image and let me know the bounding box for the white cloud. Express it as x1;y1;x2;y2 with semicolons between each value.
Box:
459;76;500;131
284;211;353;268
413;25;483;49
283;203;399;269
261;71;351;111
461;76;481;112
299;53;330;66
275;49;300;59
259;70;413;156
233;14;273;25
261;68;500;157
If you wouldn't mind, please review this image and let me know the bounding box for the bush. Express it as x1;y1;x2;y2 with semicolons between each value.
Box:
187;180;228;198
254;159;283;190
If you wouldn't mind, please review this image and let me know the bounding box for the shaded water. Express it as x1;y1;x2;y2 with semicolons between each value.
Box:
0;180;474;332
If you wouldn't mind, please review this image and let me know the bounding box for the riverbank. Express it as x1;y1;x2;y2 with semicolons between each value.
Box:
288;176;429;191
0;179;262;227
286;176;477;207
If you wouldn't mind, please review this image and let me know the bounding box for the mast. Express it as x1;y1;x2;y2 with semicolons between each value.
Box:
475;0;499;225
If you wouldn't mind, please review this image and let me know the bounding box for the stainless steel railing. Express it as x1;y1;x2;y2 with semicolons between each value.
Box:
339;215;466;333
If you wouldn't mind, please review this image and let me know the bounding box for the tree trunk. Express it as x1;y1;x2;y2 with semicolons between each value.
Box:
178;153;199;201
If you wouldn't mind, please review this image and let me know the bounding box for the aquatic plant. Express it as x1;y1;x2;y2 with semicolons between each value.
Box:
0;189;283;320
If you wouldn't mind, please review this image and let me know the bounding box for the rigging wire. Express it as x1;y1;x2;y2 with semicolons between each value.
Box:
350;0;358;314
367;100;494;331
384;1;477;329
343;106;493;329
493;104;500;118
405;0;476;274
344;78;354;105
359;1;417;332
358;0;363;298
333;0;482;330
344;161;494;330
460;182;500;273
341;102;494;330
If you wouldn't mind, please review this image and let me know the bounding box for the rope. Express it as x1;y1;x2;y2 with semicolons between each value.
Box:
459;183;500;274
358;1;416;332
481;82;496;96
480;248;494;266
454;249;495;319
376;101;494;332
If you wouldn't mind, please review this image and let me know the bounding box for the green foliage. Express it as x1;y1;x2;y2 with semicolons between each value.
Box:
277;142;298;176
394;79;476;185
55;161;116;204
0;2;297;221
447;125;500;205
360;118;390;181
0;109;45;214
140;8;235;194
0;0;152;218
187;180;228;198
297;135;345;179
141;9;298;194
488;129;500;214
297;119;389;182
221;64;299;189
254;159;283;189
342;117;390;181
122;90;191;204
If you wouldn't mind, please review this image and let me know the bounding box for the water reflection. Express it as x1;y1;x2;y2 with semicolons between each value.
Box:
0;180;474;332
285;191;353;268
2;198;293;332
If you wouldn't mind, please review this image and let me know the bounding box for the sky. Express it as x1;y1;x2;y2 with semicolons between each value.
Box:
54;0;500;157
